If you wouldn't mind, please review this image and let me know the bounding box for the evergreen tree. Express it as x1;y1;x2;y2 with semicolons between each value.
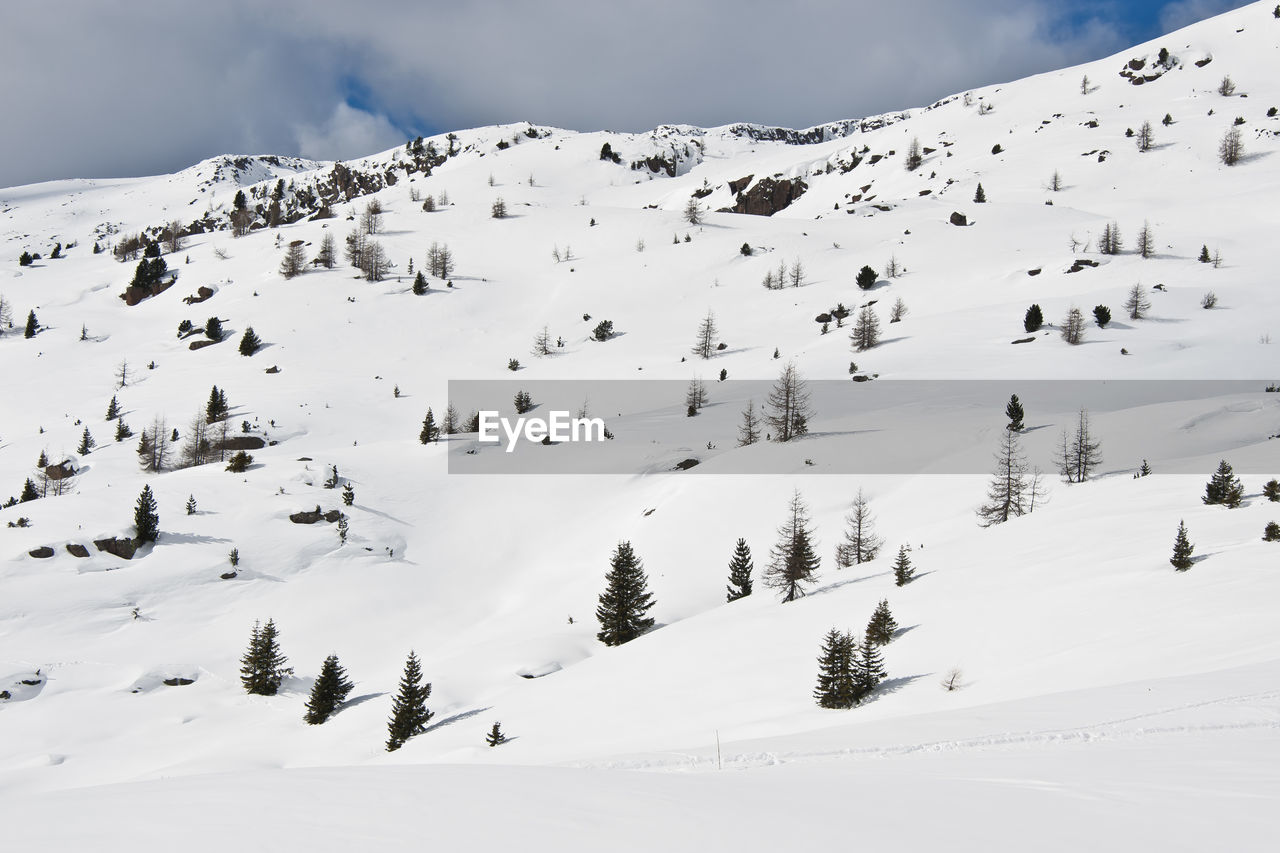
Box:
420;409;439;444
24;309;38;339
1203;459;1244;508
1262;479;1279;502
725;538;754;602
856;265;877;290
892;546;915;586
866;600;898;646
485;722;508;747
1262;521;1280;542
851;305;880;351
186;494;197;515
20;478;40;502
77;427;95;456
1023;304;1044;333
1199;245;1212;263
1170;520;1194;571
1124;284;1151;320
239;326;261;356
514;390;535;414
835;489;882;568
205;316;224;342
973;182;987;203
855;630;887;698
1139;460;1152;477
1005;394;1024;431
106;395;121;421
442;403;459;435
765;490;821;602
134;484;159;543
342;483;354;506
1093;305;1111;327
206;386;229;423
814;628;857;709
1055;408;1103;483
239;619;293;695
304;654;355;724
595;541;656;646
386;651;434;751
411;270;429;295
904;137;923;171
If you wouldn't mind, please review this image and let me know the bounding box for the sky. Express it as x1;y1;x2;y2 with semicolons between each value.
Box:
0;0;1253;188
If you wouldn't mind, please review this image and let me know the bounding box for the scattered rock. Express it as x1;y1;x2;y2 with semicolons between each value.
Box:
814;313;833;324
45;460;76;481
220;571;238;580
1027;268;1042;276
94;537;138;560
219;435;266;451
1012;337;1036;345
189;339;218;351
289;509;324;524
183;286;214;305
674;458;700;471
28;546;55;559
65;543;89;558
949;211;968;226
265;365;280;374
323;510;343;523
162;677;195;686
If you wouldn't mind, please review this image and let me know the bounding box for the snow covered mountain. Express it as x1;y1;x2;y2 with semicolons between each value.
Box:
2;3;1279;850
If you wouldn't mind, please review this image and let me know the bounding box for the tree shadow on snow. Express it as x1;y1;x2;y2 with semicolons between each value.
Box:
425;706;491;733
341;691;387;711
809;571;889;597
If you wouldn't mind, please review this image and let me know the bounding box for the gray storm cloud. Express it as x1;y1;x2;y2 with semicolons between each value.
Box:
0;0;1246;187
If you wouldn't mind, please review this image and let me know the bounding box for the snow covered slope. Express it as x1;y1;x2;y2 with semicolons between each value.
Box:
2;3;1279;848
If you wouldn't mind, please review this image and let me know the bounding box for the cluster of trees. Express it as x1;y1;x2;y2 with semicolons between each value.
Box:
814;602;894;709
761;258;806;290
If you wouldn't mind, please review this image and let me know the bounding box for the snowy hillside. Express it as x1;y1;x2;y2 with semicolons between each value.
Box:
2;3;1280;849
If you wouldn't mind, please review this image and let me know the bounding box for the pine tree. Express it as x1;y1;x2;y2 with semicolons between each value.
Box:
855;630;887;698
692;310;718;359
835;489;882;568
1061;307;1085;344
725;538;754;602
420;409;439;444
205;386;229;424
386;651;434;751
1170;520;1194;571
973;182;987;203
1262;479;1280;502
866;599;898;646
186;494;197;515
304;654;355;724
737;400;760;446
1055;408;1103;483
341;482;354;506
113;417;132;442
892;546;915;586
1136;120;1154;152
442;403;459;435
20;478;40;502
239;619;293;695
485;722;508;747
1023;304;1044;333
1203;460;1244;508
904;137;923;171
531;325;552;357
856;265;877;291
595;541;656;646
106;395;121;421
1199;245;1212;263
24;309;38;339
239;326;261;356
814;629;857;709
765;490;821;602
134;484;159;543
77;427;95;456
1093;305;1111;327
1005;394;1024;431
1139;459;1152;477
1262;522;1280;542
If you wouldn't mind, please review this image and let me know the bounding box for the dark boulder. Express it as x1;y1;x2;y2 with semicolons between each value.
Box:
718;176;807;216
29;546;55;559
949;211;968;226
94;537;138;560
66;543;90;558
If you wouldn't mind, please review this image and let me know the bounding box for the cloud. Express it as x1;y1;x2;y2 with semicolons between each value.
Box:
294;102;405;162
0;0;1237;187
